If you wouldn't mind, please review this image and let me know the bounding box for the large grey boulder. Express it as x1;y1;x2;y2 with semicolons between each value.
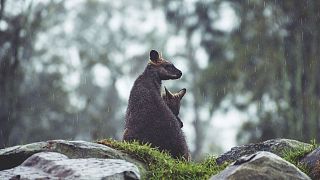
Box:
211;151;311;180
216;138;312;165
300;147;320;179
0;152;140;180
0;140;146;176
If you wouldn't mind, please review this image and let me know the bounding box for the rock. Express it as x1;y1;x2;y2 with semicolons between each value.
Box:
300;147;320;179
216;138;312;165
0;152;140;180
0;140;146;176
211;151;311;180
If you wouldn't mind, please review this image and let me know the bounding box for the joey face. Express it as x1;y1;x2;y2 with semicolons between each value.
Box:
162;87;186;116
148;50;182;80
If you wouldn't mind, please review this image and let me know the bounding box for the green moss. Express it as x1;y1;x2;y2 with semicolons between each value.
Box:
97;139;228;180
281;139;319;175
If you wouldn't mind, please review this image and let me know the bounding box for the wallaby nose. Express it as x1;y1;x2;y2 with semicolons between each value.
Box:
178;70;182;77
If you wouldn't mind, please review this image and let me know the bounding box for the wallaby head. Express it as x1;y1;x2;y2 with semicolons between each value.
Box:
163;87;186;117
147;50;182;80
162;87;186;128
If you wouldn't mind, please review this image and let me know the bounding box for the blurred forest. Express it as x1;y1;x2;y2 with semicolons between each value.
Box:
1;0;319;160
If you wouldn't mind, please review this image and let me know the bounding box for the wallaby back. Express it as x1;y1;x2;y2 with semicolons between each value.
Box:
123;50;189;160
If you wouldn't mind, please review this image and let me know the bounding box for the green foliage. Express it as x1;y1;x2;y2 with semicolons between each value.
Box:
281;140;319;175
98;139;228;180
165;0;320;145
0;0;67;147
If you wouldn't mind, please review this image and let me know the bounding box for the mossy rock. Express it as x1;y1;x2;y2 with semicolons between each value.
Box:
212;151;311;180
300;147;320;179
0;139;228;180
0;140;146;177
216;138;313;165
98;139;229;180
1;138;315;180
0;152;140;179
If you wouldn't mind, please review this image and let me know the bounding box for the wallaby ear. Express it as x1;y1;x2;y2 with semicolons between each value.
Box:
164;86;174;99
178;88;186;99
150;50;160;62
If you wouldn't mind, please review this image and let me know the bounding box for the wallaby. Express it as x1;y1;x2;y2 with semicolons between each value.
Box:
162;87;186;128
123;50;189;160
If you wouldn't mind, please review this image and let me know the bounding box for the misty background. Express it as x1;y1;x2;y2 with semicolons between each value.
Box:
1;0;319;160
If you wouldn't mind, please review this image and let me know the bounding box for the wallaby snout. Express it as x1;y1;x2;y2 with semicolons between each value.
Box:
173;68;182;79
164;64;182;80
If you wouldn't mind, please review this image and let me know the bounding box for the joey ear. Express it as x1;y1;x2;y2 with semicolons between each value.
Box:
150;50;160;62
164;86;174;99
178;88;186;99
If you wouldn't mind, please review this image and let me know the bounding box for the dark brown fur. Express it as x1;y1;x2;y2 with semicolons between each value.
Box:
123;50;189;160
162;87;186;128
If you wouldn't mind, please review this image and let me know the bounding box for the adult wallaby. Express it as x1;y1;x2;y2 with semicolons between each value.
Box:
123;50;189;160
162;87;186;128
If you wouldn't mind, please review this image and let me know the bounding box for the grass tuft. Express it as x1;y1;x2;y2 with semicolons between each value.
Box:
281;139;319;175
97;139;228;180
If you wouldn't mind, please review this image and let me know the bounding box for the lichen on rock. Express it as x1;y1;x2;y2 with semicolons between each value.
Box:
211;151;311;180
216;138;313;165
0;152;140;180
